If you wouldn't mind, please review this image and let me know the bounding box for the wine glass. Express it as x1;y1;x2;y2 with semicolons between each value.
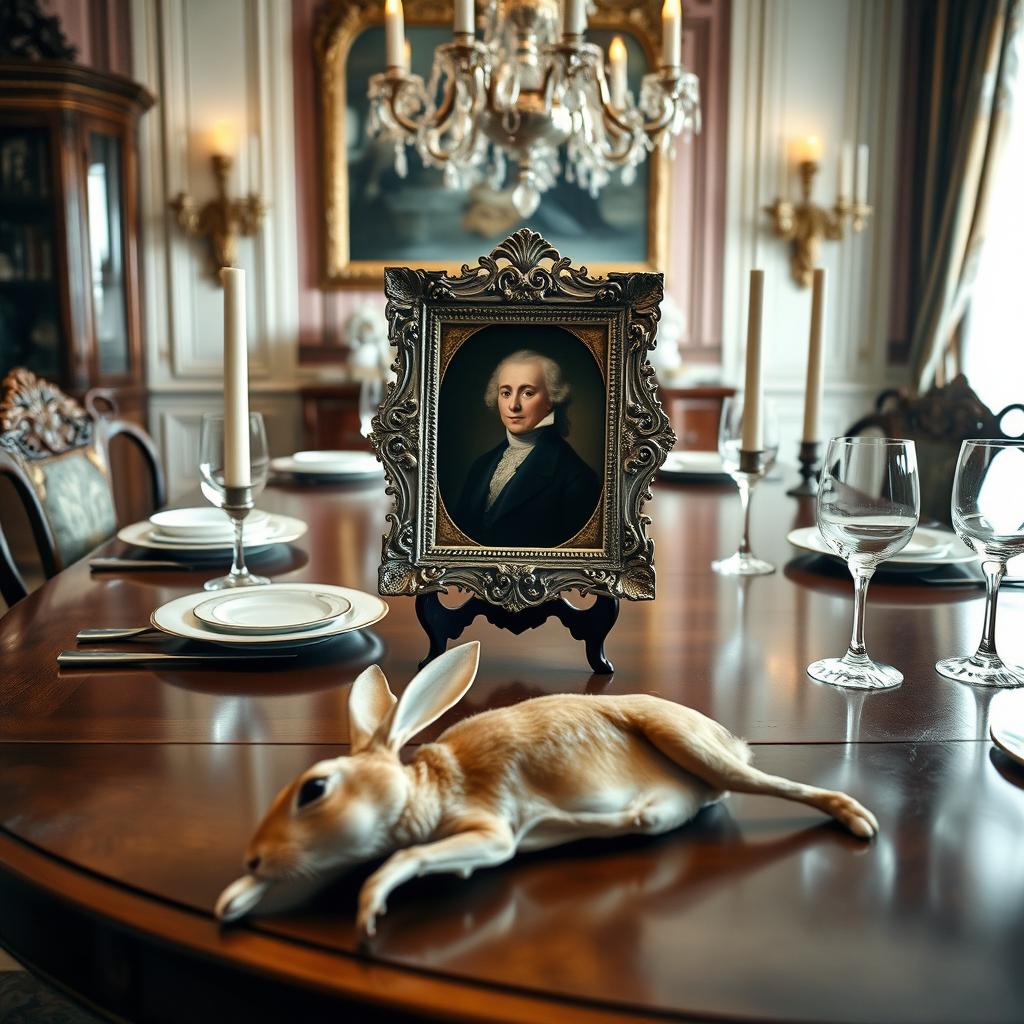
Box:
711;396;780;576
359;377;384;438
198;412;271;591
808;436;920;689
936;440;1024;687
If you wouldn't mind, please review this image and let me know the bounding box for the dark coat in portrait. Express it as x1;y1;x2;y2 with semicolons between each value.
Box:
453;427;601;547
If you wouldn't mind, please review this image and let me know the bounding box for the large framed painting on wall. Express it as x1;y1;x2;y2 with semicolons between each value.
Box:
316;0;673;287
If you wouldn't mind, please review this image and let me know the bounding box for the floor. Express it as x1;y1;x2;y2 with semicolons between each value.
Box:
0;950;105;1023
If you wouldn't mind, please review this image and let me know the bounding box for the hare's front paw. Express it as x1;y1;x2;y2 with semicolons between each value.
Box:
825;791;879;839
357;879;388;937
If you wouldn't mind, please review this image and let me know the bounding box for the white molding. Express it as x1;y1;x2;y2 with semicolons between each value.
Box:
132;0;301;392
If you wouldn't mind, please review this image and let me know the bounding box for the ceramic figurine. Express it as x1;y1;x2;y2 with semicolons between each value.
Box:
216;642;878;935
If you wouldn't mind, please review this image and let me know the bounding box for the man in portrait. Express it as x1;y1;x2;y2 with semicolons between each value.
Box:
453;349;601;547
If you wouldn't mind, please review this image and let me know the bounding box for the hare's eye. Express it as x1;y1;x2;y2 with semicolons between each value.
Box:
296;776;330;809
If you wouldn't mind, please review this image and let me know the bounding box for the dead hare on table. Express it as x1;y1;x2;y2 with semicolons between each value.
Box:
216;642;877;936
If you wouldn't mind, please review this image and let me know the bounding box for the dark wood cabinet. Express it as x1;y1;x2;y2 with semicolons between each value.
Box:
0;61;153;419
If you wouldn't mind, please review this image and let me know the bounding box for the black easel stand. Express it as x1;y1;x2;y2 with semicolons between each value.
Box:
415;592;619;674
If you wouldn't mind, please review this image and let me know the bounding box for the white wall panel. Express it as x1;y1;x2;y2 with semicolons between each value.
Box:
723;0;905;456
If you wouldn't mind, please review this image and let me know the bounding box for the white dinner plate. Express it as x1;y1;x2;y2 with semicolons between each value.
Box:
148;506;269;539
151;584;388;649
193;588;352;636
786;525;977;571
118;513;306;553
659;450;731;481
270;451;384;479
990;695;1024;769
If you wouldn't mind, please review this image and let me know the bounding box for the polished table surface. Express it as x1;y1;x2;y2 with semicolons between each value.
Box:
2;473;1024;1023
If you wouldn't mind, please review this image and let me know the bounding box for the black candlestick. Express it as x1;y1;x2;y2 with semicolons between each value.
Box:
787;440;822;496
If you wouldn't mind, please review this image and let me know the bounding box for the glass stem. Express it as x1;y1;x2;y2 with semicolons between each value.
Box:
974;560;1005;663
844;565;874;664
737;477;753;556
230;512;248;580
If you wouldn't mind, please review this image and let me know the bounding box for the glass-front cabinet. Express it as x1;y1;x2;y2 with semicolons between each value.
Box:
0;62;152;406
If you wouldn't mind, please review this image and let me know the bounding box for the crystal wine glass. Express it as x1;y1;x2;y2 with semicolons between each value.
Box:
711;396;780;576
936;440;1024;687
198;412;271;591
808;436;920;689
359;377;384;438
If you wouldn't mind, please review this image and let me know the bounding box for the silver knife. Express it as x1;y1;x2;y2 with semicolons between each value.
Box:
77;626;163;642
90;558;213;571
58;650;297;667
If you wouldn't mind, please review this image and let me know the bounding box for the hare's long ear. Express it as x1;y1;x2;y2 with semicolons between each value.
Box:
373;642;480;752
348;665;397;754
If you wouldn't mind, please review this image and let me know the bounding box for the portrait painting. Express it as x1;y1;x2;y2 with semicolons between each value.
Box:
436;324;606;550
373;229;674;613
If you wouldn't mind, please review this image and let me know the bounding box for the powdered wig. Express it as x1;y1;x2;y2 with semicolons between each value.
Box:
484;351;571;408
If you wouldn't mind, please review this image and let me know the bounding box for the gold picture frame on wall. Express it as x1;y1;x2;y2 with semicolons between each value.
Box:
315;0;674;288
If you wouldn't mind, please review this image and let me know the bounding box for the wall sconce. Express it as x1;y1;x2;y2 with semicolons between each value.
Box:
764;137;872;287
169;123;266;283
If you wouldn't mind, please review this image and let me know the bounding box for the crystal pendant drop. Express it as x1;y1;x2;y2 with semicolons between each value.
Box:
511;180;541;217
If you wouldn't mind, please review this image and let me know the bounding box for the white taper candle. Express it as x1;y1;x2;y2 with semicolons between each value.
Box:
856;143;869;204
801;268;826;443
839;141;853;199
221;267;250;489
385;0;405;68
741;269;765;452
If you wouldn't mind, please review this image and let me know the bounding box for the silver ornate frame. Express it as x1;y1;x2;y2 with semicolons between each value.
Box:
372;229;675;613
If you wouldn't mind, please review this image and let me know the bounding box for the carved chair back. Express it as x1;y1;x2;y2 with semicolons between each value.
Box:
845;375;1024;526
0;368;166;605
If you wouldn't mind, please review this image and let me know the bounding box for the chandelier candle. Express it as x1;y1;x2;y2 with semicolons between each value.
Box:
454;0;473;36
609;37;627;108
740;269;765;458
385;0;405;68
563;0;586;36
662;0;682;66
221;267;250;489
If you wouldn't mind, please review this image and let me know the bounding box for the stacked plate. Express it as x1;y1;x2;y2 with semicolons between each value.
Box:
270;450;384;482
152;583;388;649
786;525;977;574
659;450;732;483
118;507;307;554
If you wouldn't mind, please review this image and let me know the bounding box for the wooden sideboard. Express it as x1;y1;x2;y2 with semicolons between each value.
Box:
300;383;736;452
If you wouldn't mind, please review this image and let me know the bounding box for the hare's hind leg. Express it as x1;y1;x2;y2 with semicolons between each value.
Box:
634;703;878;839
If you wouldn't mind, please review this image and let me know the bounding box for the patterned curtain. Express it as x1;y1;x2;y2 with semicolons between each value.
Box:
906;0;1023;393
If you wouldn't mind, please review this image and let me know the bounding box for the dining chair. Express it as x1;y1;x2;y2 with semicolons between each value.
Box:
845;374;1023;526
0;367;166;605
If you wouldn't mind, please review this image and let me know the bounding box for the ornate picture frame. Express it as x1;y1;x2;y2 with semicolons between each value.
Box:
315;0;672;287
372;229;675;613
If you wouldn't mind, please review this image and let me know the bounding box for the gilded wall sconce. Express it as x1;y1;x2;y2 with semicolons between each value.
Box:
764;138;872;287
169;148;266;282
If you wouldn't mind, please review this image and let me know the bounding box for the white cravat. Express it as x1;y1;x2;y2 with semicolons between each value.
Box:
485;411;555;510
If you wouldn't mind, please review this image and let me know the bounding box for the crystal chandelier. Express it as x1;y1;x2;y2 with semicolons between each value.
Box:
367;0;701;217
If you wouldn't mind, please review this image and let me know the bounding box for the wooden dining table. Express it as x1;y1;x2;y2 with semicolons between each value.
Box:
2;469;1024;1023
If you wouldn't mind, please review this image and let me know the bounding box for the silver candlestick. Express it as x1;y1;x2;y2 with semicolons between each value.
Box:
787;440;823;497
